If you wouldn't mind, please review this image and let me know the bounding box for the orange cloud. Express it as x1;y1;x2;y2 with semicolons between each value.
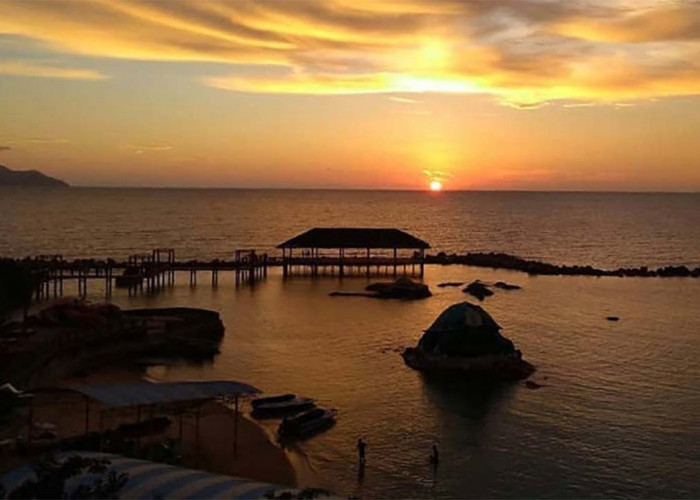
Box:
554;4;700;43
0;59;106;80
0;0;699;106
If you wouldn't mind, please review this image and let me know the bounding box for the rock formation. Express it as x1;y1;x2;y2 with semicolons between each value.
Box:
462;280;493;301
402;301;534;380
364;277;432;299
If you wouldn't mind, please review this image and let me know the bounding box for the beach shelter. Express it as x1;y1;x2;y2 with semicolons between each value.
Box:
26;381;258;460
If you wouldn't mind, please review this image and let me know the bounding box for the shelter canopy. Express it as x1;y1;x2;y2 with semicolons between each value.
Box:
67;381;259;409
277;227;430;249
1;452;296;499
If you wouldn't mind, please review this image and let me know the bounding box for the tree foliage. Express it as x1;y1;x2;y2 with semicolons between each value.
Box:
0;259;37;323
2;454;128;499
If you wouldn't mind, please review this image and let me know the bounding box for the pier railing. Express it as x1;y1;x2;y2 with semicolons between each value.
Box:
22;248;269;301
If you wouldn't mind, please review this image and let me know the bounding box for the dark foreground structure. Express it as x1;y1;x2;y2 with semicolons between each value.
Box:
277;228;430;277
2;451;305;499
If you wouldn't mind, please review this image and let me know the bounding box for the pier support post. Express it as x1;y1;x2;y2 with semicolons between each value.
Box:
195;405;201;467
366;248;370;277
84;396;90;435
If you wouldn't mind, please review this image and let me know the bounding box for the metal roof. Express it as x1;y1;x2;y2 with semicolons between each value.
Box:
66;381;259;409
277;227;430;249
0;452;302;499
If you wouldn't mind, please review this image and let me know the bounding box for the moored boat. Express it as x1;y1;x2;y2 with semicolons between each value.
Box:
252;394;316;417
115;266;142;288
278;407;336;439
252;393;295;409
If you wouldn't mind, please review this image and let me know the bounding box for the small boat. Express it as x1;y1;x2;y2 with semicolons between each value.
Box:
278;408;336;439
115;267;142;288
252;394;296;409
252;394;316;417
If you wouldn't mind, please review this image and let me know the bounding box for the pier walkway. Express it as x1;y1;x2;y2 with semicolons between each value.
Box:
15;227;431;302
26;249;268;300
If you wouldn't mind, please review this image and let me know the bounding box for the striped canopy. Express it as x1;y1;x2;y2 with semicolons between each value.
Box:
1;452;298;499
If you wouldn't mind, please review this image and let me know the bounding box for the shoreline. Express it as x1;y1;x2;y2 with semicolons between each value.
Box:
0;303;300;489
0;306;224;389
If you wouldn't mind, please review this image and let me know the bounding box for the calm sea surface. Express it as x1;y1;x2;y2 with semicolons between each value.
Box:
2;188;700;498
1;188;699;267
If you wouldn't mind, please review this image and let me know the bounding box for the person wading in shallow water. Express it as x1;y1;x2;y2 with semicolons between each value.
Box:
430;443;439;468
357;437;367;464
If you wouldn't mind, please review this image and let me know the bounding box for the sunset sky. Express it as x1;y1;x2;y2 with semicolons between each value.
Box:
0;0;699;190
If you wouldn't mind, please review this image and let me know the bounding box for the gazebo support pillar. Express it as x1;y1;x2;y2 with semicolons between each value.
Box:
233;395;239;457
366;248;370;277
84;396;90;435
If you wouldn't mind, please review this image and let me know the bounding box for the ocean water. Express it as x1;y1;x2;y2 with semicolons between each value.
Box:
1;188;699;268
2;188;700;498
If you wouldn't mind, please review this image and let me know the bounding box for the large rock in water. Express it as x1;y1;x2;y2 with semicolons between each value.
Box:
402;301;534;380
365;277;431;300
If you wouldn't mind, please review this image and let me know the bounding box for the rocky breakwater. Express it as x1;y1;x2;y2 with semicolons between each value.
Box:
426;252;700;278
402;301;534;380
0;300;225;388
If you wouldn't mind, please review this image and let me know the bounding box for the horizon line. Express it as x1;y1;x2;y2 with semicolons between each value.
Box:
36;185;700;194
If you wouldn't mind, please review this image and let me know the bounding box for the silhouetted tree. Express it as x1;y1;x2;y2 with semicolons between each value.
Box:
0;259;37;325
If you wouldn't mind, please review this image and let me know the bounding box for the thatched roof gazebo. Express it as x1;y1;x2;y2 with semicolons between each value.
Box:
277;227;430;277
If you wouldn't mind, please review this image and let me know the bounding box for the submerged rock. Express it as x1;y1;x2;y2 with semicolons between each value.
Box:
364;277;432;300
329;291;375;298
462;280;493;301
494;281;522;290
437;282;464;288
401;301;534;381
606;316;620;321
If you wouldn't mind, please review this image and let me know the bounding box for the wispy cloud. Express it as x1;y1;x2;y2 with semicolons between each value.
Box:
122;144;173;155
423;169;453;182
0;137;70;147
22;137;70;144
0;59;106;80
0;1;698;106
389;96;423;104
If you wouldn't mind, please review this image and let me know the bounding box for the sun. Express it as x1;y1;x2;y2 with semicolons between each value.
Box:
429;180;443;192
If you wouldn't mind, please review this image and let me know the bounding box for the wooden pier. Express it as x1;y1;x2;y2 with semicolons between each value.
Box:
17;227;431;303
27;248;269;301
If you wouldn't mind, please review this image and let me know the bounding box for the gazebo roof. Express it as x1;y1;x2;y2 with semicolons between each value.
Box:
277;228;430;249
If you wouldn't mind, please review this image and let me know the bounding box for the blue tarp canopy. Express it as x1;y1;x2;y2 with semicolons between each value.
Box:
0;452;299;499
66;381;259;409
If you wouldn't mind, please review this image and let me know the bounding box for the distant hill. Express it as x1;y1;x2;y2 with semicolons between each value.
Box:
0;164;68;187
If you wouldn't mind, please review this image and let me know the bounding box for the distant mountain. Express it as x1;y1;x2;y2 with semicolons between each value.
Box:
0;164;68;187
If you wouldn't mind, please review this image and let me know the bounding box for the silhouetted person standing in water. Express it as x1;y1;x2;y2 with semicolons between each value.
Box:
357;438;367;464
430;443;439;468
